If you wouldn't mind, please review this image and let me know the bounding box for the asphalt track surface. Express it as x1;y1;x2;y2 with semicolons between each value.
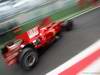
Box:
0;7;100;75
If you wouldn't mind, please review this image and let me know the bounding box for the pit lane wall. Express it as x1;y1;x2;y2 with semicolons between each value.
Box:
0;0;100;49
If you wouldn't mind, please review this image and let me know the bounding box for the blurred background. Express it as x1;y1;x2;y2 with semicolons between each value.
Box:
0;0;100;54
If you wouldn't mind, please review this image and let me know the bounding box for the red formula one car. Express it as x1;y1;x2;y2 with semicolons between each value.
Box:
1;17;74;70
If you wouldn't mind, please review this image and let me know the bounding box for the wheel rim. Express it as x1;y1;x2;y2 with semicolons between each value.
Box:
25;52;36;67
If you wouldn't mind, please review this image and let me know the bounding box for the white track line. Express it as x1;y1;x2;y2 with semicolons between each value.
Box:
59;5;100;21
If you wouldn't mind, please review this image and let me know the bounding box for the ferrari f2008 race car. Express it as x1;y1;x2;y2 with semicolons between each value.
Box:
1;16;74;70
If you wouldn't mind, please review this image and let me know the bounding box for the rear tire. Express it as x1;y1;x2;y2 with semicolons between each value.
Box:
18;47;38;70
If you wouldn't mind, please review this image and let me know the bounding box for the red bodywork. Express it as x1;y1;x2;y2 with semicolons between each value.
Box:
2;17;64;66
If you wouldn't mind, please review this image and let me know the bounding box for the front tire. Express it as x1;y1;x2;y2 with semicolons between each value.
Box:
63;20;74;31
18;47;38;70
